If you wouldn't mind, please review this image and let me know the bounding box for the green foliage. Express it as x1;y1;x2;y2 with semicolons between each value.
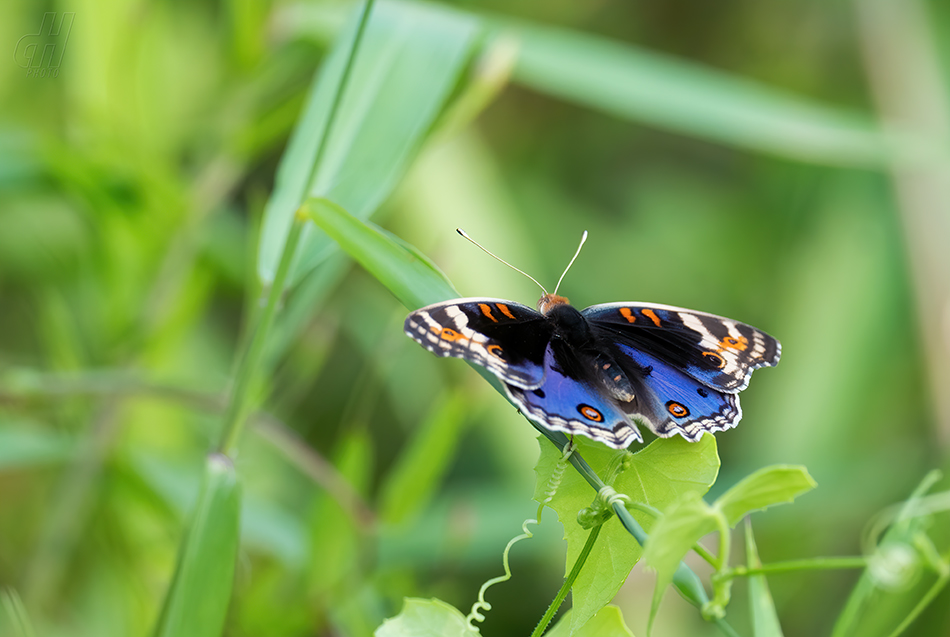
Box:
304;198;458;310
375;598;480;637
715;465;817;527
545;605;634;637
535;435;719;634
258;0;480;287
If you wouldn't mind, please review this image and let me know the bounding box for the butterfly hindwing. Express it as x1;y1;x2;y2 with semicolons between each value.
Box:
613;343;740;441
404;298;551;389
504;344;642;448
583;302;781;393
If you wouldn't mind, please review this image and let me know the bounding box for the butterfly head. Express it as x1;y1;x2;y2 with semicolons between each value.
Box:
538;293;570;315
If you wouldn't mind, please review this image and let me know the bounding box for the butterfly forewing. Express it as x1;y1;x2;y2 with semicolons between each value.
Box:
404;298;552;389
582;302;781;393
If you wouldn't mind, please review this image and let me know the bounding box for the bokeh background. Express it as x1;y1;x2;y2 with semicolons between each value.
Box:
2;0;950;635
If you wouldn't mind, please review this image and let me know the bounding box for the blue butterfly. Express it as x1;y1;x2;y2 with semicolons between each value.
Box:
403;235;780;448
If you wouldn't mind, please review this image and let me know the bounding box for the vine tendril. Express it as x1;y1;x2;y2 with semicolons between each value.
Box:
465;440;575;632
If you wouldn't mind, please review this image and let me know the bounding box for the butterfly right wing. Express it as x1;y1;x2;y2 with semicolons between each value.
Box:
404;298;552;389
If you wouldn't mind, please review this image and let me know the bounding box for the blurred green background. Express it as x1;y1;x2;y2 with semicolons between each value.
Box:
2;0;950;635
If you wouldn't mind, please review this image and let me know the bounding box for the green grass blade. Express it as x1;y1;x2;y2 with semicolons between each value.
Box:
258;0;480;287
745;519;785;637
304;198;458;309
510;22;895;166
153;453;242;637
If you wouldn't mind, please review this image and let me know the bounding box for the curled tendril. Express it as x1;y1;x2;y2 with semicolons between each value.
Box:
465;440;575;632
597;485;630;509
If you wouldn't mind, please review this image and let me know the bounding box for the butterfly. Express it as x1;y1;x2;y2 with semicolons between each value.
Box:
403;232;781;449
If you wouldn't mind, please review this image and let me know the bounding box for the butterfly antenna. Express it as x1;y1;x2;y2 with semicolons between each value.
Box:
553;230;588;296
456;229;547;294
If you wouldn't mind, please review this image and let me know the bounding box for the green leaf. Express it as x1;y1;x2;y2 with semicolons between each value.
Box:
545;604;634;637
534;434;719;634
745;519;784;637
304;198;458;309
510;23;895;166
380;391;469;525
374;598;479;637
258;0;480;286
153;453;241;637
714;465;817;527
643;492;720;635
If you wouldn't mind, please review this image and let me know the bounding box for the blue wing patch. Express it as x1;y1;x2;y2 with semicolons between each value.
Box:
614;343;740;441
505;344;642;448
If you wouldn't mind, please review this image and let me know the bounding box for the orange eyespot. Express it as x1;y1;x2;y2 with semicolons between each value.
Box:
703;351;726;368
720;335;748;351
487;344;506;360
578;404;604;422
667;401;690;418
439;327;466;342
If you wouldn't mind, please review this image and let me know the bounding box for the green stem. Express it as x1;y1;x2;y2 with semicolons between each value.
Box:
217;212;306;456
532;525;603;637
719;556;869;582
886;570;950;637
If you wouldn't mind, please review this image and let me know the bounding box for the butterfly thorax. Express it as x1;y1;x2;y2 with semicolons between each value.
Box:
541;300;638;403
544;302;594;348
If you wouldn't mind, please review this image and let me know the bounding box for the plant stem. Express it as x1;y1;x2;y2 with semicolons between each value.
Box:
886;570;950;637
531;525;603;637
720;556;869;582
218;212;306;456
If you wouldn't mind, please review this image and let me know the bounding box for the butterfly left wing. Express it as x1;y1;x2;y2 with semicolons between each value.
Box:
404;298;552;389
583;302;780;393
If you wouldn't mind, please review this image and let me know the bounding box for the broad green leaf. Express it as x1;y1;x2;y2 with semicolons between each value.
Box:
0;424;73;469
153;453;241;637
714;465;817;527
510;23;894;167
534;434;719;634
258;0;480;286
643;493;720;635
304;198;458;309
545;604;634;637
380;391;469;524
374;597;479;637
745;520;784;637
